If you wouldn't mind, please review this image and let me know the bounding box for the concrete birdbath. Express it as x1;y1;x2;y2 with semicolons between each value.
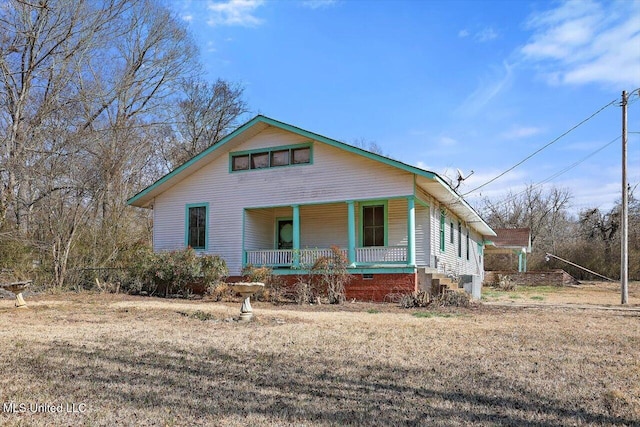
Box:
1;281;31;308
229;282;264;322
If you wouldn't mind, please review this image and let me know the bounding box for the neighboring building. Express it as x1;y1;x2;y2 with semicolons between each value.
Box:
484;228;532;272
127;115;496;301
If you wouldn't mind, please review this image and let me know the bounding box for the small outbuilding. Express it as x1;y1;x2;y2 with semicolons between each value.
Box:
484;228;532;272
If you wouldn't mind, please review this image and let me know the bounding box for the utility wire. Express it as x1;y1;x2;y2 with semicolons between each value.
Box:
478;135;620;210
463;98;618;196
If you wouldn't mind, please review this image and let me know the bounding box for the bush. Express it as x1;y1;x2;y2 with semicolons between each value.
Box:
435;290;471;308
131;247;228;297
394;291;430;308
308;246;351;304
494;274;516;291
241;264;286;302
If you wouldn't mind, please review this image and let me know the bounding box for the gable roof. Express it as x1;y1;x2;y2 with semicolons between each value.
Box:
486;228;532;252
127;115;496;237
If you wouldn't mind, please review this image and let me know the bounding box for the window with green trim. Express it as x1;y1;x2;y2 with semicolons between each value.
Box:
231;145;311;171
363;205;385;247
450;221;454;244
187;205;207;250
439;211;445;252
457;222;462;257
466;228;470;260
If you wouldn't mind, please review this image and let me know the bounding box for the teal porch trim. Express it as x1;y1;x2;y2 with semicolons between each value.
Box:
272;266;417;275
292;205;300;267
242;209;247;266
184;202;209;251
407;197;416;266
244;195;413;210
347;201;356;266
517;250;527;272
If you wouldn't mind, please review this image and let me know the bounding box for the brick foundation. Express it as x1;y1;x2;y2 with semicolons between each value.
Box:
228;272;417;302
484;269;579;287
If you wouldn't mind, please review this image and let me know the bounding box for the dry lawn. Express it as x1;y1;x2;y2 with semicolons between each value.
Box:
0;283;639;426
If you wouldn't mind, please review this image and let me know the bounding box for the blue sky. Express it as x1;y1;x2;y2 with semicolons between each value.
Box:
172;0;640;213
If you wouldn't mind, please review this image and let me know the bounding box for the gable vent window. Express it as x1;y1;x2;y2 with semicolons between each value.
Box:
231;144;312;172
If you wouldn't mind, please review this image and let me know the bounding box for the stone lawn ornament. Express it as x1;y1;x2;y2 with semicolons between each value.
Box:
1;281;32;308
228;282;264;322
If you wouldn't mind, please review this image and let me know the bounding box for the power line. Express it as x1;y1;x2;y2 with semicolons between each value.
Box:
474;135;620;210
463;98;618;196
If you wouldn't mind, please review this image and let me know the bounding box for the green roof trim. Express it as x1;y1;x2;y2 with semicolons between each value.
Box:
127;115;437;206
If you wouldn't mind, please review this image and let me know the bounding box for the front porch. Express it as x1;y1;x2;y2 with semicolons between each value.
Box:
242;197;431;270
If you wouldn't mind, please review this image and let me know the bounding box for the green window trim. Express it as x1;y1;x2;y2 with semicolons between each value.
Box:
439;210;445;252
229;142;313;172
457;222;462;258
359;200;388;247
466;228;470;260
185;202;209;251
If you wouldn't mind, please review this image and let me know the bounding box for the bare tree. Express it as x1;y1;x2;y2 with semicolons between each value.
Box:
163;78;248;168
0;0;203;287
0;0;128;232
481;184;572;269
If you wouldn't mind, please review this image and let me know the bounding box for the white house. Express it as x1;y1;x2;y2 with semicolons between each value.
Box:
127;115;496;301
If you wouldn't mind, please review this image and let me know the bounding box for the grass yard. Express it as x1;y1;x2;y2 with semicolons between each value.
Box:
0;283;639;426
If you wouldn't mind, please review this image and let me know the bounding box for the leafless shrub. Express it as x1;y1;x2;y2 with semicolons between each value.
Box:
494;274;516;291
434;290;471;308
309;245;351;304
241;264;287;302
394;291;431;308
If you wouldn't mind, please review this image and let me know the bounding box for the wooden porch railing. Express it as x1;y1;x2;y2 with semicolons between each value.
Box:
245;246;407;267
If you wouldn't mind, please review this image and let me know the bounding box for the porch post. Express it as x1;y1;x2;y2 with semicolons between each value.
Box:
292;204;300;267
407;197;416;266
347;201;356;267
518;250;523;272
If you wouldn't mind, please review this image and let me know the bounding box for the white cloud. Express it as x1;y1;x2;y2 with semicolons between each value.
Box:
206;0;265;27
457;61;513;115
458;27;498;42
500;126;543;140
476;27;498;42
438;136;457;146
182;14;194;22
521;0;640;87
301;0;338;9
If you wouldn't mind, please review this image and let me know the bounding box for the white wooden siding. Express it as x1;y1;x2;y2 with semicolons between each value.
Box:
299;204;348;248
152;126;414;274
429;201;484;277
244;209;274;251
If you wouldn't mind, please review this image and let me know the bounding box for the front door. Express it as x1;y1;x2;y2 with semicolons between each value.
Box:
277;219;294;250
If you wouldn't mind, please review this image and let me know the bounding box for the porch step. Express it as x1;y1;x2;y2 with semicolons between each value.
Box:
418;271;459;295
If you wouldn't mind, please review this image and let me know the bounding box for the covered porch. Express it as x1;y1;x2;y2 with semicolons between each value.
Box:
242;197;430;270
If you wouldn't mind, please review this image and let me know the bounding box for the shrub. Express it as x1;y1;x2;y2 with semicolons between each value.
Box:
131;247;228;297
435;290;471;308
241;264;286;302
395;291;430;308
308;245;351;304
494;274;516;291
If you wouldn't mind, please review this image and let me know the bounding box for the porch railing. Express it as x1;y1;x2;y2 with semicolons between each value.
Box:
356;246;407;263
245;246;407;267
